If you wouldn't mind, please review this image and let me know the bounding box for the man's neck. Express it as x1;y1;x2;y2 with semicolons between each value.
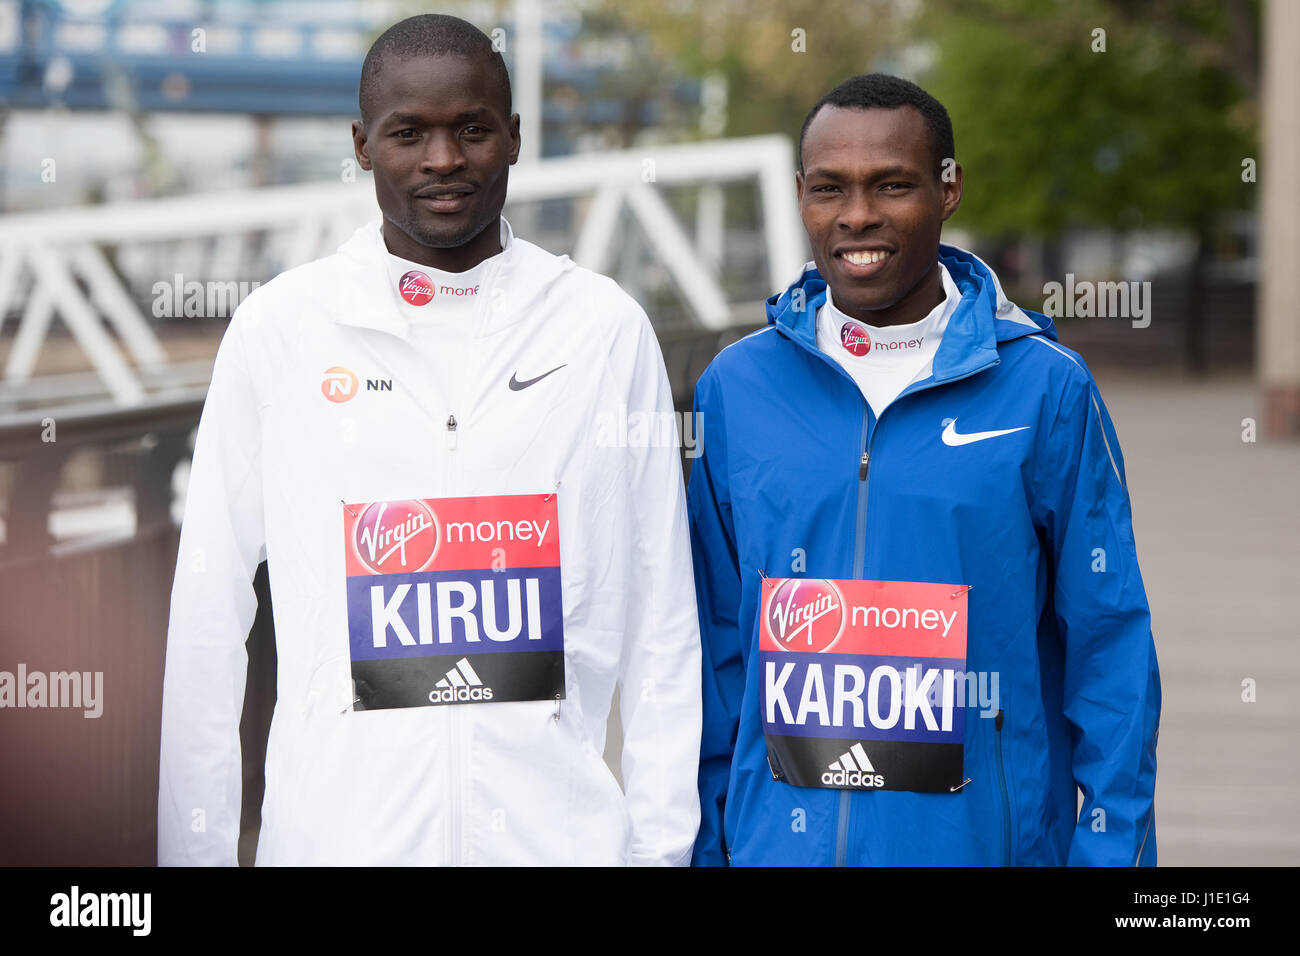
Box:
833;260;945;328
382;219;501;274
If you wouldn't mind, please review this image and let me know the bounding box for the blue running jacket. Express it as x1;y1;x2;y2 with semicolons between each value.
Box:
688;245;1160;866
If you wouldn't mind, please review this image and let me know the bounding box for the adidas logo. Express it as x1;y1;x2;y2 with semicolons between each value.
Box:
427;657;495;704
821;742;884;788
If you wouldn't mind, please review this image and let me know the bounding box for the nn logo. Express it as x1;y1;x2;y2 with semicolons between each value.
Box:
429;657;495;704
823;742;884;788
322;366;358;402
321;366;392;402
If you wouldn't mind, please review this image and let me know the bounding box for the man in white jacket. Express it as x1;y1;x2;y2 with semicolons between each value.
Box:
158;14;702;866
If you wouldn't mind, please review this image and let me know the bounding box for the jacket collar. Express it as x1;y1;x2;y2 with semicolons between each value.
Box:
766;242;1056;384
326;216;573;339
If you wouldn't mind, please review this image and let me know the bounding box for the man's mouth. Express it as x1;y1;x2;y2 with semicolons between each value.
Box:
835;246;894;278
418;188;474;200
414;186;475;213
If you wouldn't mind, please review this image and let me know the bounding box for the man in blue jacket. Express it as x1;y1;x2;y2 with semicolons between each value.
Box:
688;73;1160;866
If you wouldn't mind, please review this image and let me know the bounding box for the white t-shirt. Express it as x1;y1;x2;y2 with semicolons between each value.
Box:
383;227;507;410
815;262;960;420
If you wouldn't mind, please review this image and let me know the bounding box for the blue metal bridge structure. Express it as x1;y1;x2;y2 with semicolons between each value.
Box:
0;0;689;153
1;0;369;115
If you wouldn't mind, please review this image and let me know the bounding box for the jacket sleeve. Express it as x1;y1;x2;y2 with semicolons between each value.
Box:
1036;370;1160;866
615;307;703;866
686;367;744;867
158;309;266;866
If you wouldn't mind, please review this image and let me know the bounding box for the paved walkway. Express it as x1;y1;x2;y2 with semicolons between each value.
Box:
1093;372;1300;866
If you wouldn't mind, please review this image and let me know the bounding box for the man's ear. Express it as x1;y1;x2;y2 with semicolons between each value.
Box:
940;161;963;222
795;170;805;205
507;113;521;166
352;120;373;172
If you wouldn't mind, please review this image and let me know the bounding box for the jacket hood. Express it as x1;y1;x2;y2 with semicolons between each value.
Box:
326;215;576;339
765;243;1056;384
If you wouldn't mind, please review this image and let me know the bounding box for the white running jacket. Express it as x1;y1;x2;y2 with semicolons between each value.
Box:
158;218;702;866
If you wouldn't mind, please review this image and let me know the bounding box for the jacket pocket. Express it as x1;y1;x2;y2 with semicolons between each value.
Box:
562;684;631;864
261;657;351;862
994;708;1016;866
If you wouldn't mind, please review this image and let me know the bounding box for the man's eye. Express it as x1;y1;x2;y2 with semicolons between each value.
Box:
812;185;839;193
882;182;912;191
462;125;487;135
395;128;418;139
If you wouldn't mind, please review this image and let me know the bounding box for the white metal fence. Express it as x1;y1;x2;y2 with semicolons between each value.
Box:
0;134;804;408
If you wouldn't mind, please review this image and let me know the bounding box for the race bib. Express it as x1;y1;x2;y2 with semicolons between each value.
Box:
343;493;565;710
760;577;968;793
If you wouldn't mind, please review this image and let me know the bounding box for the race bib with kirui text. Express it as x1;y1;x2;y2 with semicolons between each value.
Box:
760;577;968;793
344;494;565;710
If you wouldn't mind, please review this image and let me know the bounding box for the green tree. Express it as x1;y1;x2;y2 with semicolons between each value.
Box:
921;0;1258;237
591;0;910;145
922;0;1258;370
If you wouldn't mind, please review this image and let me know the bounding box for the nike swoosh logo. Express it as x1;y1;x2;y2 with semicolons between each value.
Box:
508;364;566;391
941;419;1030;446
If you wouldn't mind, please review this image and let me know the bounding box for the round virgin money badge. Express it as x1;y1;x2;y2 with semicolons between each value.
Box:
398;271;435;306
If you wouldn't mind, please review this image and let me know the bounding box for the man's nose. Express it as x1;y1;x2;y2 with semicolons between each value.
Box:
837;188;885;232
420;131;467;176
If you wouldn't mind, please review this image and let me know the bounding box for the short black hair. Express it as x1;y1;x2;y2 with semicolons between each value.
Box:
359;14;512;124
798;73;954;177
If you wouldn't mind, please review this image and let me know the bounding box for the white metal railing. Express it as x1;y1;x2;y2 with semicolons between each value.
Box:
0;134;804;407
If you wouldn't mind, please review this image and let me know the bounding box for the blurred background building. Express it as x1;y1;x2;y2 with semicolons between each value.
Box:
0;0;1296;866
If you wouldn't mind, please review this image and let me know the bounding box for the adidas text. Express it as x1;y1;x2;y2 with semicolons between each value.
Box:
429;685;494;703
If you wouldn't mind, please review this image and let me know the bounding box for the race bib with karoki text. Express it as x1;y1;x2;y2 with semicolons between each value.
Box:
343;493;565;710
760;577;968;793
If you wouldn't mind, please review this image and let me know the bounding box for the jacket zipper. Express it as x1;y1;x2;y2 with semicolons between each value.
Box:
439;257;507;866
777;313;1002;868
444;257;518;865
446;409;461;863
442;285;481;865
447;703;463;864
995;708;1011;866
836;408;871;867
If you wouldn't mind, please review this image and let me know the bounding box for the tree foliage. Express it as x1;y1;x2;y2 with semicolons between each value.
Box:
591;0;911;145
916;0;1258;235
594;0;1259;236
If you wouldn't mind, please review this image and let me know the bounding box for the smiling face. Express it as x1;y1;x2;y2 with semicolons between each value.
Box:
797;105;962;326
352;53;520;272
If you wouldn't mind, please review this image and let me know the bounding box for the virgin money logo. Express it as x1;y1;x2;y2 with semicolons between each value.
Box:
321;366;358;403
840;323;871;356
767;578;844;652
353;499;438;574
399;271;435;306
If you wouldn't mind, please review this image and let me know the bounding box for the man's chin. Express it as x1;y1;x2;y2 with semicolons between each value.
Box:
396;211;493;250
826;288;901;320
